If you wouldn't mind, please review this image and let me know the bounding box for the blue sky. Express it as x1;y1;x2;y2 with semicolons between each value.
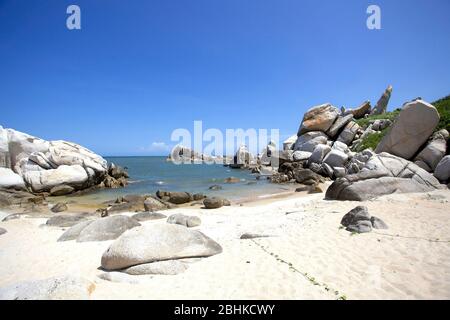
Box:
1;0;449;156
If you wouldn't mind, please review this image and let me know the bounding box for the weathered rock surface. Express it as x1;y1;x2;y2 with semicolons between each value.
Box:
294;131;329;152
0;168;25;190
0;276;94;300
414;129;449;172
203;197;230;209
298;103;340;135
293;151;312;162
343;101;371;119
341;206;387;233
231;145;255;168
293;169;323;185
283;135;297;150
58;215;140;242
326;114;353;138
156;191;193;204
370;85;393;115
323;149;349;168
337;121;361;146
434;155;450;183
101;224;222;270
167;214;201;228
131;212;167;222
122;260;189;275
0;126;126;194
51;202;68;213
326;153;442;201
49;185;75;196
375;99;440;159
307;144;331;166
0;227;6;235
143;196;170;211
46;214;91;228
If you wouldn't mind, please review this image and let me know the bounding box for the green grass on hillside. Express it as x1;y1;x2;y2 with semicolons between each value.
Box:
354;109;401;129
432;95;450;132
354;128;389;153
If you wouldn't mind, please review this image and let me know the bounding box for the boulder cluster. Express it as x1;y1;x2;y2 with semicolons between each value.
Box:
0;127;128;199
230;86;449;200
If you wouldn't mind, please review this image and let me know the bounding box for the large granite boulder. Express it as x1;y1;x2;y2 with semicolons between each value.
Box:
259;141;277;165
326;153;442;201
340;206;388;233
0;127;124;194
370;85;393;115
337;121;360;145
231;145;255;168
307;144;331;166
375;100;440;159
0;168;25;190
283;135;297;151
434;155;450;183
323;149;349;168
294;131;328;152
326;114;353;138
58;215;141;242
100;224;222;271
414;129;448;172
297;104;340;135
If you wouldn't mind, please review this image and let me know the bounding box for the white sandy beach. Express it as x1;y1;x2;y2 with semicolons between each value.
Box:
1;187;450;300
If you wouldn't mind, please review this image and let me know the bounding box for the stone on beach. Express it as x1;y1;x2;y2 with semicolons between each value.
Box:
122;260;189;275
131;212;167;222
414;129;449;172
100;224;222;271
167;213;201;228
294;131;328;153
0;227;7;235
0;167;25;190
434;155;450;183
340;206;388;233
326;114;354;138
375;99;440;159
326;153;442;201
203;197;230;209
46;214;91;228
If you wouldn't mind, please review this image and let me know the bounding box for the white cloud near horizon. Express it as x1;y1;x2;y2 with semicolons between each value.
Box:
139;142;171;153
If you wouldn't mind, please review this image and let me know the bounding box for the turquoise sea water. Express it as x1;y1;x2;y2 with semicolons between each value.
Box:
75;156;293;203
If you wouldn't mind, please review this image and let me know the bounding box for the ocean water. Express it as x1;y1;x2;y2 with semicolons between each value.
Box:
73;156;293;203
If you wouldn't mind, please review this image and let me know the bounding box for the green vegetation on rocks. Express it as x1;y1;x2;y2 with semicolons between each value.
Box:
432;95;450;132
355;109;400;128
354;128;389;152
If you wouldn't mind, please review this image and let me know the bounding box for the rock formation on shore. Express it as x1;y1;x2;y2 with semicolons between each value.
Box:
0;126;128;198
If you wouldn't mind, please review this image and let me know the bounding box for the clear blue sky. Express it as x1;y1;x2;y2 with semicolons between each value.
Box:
1;0;449;156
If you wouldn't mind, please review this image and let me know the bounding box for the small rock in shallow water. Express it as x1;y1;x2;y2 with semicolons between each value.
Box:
208;185;222;190
51;202;68;213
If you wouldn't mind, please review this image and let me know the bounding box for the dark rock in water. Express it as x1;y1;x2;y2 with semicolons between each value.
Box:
132;212;166;222
240;233;271;240
0;227;6;235
167;192;193;204
108;163;129;179
203;197;230;209
370;216;388;229
74;215;141;242
51;203;68;213
50;185;75;196
46;214;91;227
224;177;241;184
295;186;310;192
167;214;201;228
209;185;222;190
